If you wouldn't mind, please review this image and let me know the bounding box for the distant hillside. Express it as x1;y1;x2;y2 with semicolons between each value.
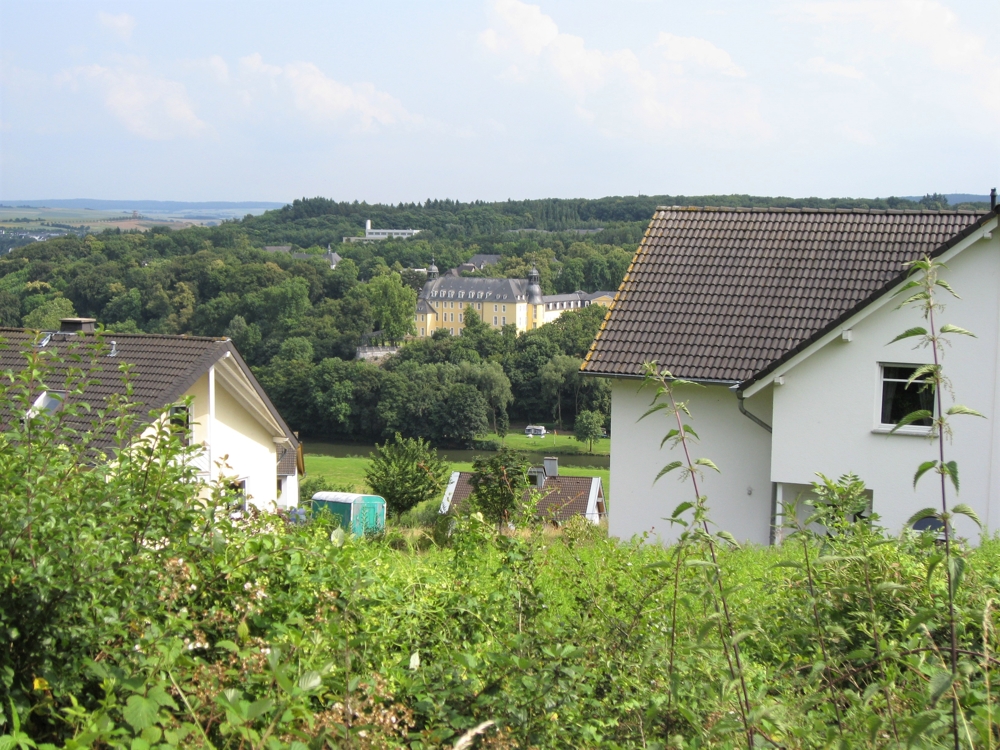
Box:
4;199;285;211
238;192;993;248
900;193;991;205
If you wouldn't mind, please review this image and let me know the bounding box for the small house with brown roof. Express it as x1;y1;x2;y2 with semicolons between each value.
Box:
582;201;1000;545
0;318;302;510
439;456;605;524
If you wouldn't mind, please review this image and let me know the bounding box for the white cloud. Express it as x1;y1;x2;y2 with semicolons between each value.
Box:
207;55;229;84
60;63;206;140
238;54;414;130
656;33;746;78
480;0;765;138
804;56;864;79
98;12;136;40
789;0;1000;110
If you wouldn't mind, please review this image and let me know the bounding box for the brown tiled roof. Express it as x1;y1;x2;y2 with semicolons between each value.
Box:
0;328;296;453
446;471;603;523
277;446;298;476
582;207;996;385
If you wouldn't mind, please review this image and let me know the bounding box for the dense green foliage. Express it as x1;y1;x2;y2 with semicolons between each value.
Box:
573;410;606;452
468;447;532;530
3;342;1000;748
365;434;450;516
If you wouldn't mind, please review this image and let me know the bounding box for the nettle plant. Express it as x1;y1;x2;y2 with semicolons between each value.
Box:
639;364;755;750
890;255;986;750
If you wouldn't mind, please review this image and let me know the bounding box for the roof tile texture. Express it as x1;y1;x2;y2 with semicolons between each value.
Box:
0;328;227;445
583;207;989;382
447;471;602;523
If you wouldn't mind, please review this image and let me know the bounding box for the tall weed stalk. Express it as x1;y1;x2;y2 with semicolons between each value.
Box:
891;255;985;749
640;364;753;750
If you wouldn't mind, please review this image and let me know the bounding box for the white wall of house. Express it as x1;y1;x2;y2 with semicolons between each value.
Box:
609;379;774;545
770;232;1000;540
278;472;299;507
212;385;280;510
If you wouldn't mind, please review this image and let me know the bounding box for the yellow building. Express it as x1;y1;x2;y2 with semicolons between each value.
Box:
415;265;545;337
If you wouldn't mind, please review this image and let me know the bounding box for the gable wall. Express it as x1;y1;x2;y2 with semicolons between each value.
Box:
212;384;279;509
770;232;1000;538
187;373;210;446
609;379;774;545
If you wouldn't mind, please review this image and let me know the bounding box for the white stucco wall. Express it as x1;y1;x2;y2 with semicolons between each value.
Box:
770;231;1000;540
187;373;210;445
609;379;774;545
212;385;280;510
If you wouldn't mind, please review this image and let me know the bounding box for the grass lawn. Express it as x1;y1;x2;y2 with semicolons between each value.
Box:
494;430;609;456
303;454;611;505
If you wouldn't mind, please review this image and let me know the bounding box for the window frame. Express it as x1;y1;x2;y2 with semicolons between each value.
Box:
872;362;935;436
169;404;191;446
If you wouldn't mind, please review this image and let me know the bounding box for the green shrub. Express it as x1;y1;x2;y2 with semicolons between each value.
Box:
471;437;502;451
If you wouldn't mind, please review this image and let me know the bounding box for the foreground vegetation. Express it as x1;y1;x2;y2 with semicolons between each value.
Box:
3;340;1000;750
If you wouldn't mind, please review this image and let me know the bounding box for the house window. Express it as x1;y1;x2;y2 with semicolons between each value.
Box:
494;304;498;312
502;305;506;312
880;365;933;427
493;316;498;325
227;478;248;511
502;316;506;325
459;314;463;322
170;405;191;446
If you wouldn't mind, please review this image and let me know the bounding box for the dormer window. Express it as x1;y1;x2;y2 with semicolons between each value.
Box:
26;390;67;419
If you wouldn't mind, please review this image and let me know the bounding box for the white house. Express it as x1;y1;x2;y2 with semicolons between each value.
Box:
440;456;606;524
582;203;1000;545
343;219;421;243
0;318;302;510
540;290;615;324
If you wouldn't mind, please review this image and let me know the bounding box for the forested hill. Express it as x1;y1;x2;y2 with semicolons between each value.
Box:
0;191;989;446
239;192;990;247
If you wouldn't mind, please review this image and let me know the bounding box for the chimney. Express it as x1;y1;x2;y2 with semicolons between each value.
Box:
991;188;997;211
544;456;558;477
365;219;372;234
59;317;96;333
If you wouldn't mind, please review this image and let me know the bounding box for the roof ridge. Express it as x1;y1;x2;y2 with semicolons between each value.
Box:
0;328;228;342
654;205;988;216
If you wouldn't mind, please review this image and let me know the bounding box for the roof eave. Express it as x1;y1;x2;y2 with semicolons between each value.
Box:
578;369;740;387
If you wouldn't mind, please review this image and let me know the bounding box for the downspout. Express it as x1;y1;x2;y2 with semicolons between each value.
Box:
732;384;777;545
733;387;771;433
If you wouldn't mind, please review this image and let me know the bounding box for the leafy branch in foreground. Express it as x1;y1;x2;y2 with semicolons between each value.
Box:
639;362;753;750
891;254;985;750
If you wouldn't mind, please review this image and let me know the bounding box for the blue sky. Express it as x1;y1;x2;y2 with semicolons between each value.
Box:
1;0;998;203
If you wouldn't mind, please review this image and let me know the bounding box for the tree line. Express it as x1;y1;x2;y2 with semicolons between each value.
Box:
255;305;610;446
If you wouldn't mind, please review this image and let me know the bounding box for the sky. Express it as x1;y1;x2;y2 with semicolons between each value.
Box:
1;0;998;203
